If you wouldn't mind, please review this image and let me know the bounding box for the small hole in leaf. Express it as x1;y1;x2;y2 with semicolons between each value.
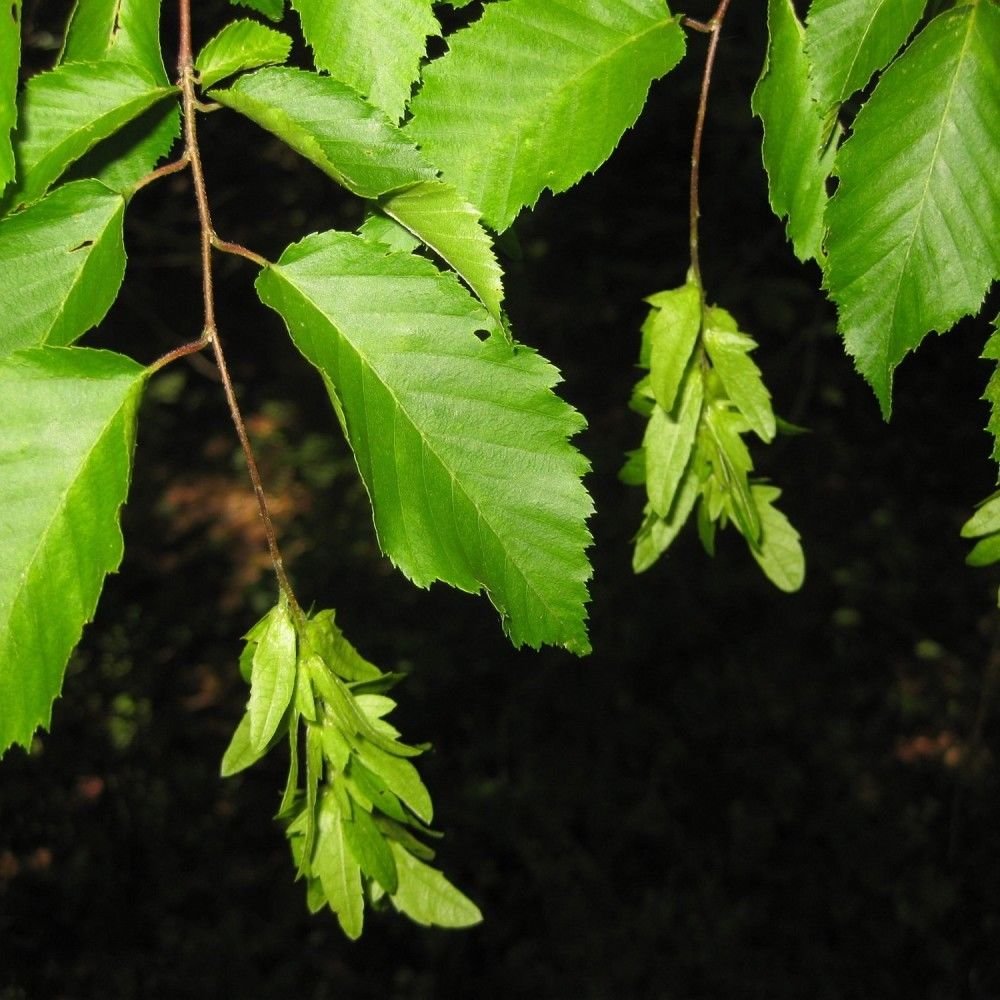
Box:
10;4;17;23
473;328;490;342
69;240;94;252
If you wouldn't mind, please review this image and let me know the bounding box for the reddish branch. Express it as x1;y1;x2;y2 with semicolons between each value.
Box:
688;0;733;289
148;0;302;618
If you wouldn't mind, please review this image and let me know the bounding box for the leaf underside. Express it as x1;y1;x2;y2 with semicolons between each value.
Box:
379;180;505;322
55;0;180;194
291;0;439;123
256;231;593;654
5;61;176;209
195;19;292;90
406;0;687;232
0;179;127;356
0;347;145;754
389;841;482;928
805;0;928;110
753;0;837;263
824;2;1000;415
212;68;504;318
211;67;435;200
61;0;168;82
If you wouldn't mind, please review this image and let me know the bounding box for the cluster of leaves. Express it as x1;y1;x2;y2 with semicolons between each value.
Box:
1;0;996;938
752;0;999;416
752;0;1000;585
0;0;696;933
222;601;481;936
622;280;804;590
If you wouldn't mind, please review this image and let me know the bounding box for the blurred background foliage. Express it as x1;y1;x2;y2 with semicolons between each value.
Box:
2;1;1000;997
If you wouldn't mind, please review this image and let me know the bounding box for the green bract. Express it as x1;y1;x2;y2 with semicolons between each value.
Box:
226;606;479;937
622;286;803;589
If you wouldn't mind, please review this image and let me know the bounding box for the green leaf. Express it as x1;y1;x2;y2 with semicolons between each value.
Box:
220;711;271;776
704;326;776;442
314;791;364;938
53;0;181;194
291;0;439;122
962;491;1000;538
56;1;179;195
357;212;422;254
824;3;1000;416
354;738;433;824
231;0;285;22
805;0;927;110
752;0;839;263
966;532;1000;568
303;610;382;683
643;369;703;518
321;718;352;772
303;722;323;867
748;485;805;592
210;67;435;199
341;792;398;893
646;282;701;411
379;180;505;323
61;0;168;81
277;718;300;817
704;404;760;545
406;0;686;231
256;231;593;654
308;659;423;758
70;103;181;196
5;61;176;210
248;599;297;752
195;19;292;90
348;758;409;824
0;347;145;754
354;694;395;722
0;180;126;357
0;0;20;193
619;447;645;487
389;842;482;928
239;605;278;682
374;814;437;861
632;464;700;574
981;324;1000;470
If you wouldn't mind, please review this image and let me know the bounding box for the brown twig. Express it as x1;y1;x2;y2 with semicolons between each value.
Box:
212;235;270;268
688;0;733;289
173;0;303;620
130;153;190;196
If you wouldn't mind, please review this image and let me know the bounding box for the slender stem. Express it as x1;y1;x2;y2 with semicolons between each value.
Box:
212;235;269;268
682;17;713;34
130;153;191;196
148;331;211;374
174;0;302;620
688;0;733;289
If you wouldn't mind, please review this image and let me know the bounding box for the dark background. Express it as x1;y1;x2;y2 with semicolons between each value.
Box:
3;2;1000;997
